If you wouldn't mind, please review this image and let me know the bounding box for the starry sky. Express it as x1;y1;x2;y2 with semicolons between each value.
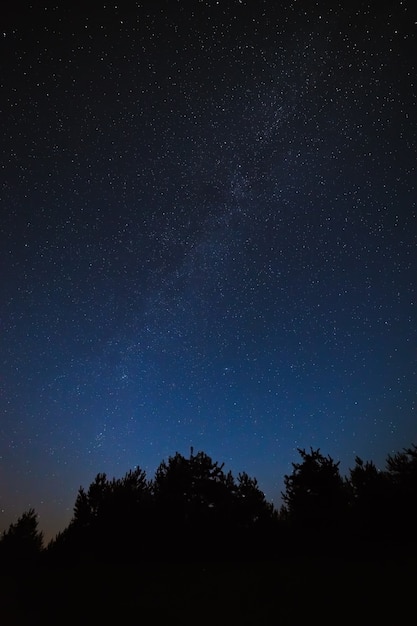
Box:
1;1;416;541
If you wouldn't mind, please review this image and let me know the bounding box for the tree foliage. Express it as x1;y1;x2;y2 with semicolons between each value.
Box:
385;444;417;536
152;449;275;559
282;448;349;535
46;449;277;562
0;508;43;566
386;444;417;490
8;441;417;565
348;456;389;539
51;466;151;561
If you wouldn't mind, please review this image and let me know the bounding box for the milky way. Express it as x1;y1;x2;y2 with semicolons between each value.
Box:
1;1;416;540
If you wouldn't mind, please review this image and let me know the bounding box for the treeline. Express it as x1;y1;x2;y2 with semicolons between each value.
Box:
1;444;416;565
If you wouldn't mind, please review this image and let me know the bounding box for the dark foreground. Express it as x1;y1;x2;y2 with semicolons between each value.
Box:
1;555;415;625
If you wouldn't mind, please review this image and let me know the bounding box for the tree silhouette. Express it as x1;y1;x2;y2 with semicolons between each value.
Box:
348;456;389;544
5;440;417;573
386;444;417;492
385;444;417;542
152;449;276;559
152;450;233;558
282;448;349;547
235;472;276;527
49;467;151;562
0;508;43;567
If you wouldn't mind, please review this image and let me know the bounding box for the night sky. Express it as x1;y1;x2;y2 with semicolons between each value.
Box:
1;1;416;541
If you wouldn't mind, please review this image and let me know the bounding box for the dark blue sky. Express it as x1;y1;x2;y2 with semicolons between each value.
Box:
1;1;416;541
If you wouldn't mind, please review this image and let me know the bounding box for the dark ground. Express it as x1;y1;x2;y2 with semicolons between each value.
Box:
1;555;415;625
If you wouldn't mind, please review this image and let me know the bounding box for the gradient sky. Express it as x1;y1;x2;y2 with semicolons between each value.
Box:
1;1;416;542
